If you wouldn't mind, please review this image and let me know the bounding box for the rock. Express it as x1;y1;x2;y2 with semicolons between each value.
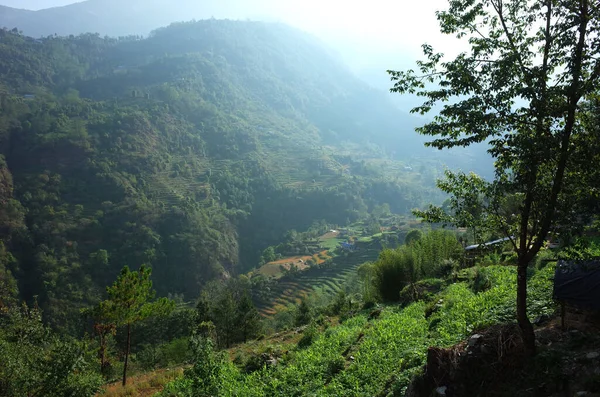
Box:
435;386;448;396
468;334;483;347
587;352;600;360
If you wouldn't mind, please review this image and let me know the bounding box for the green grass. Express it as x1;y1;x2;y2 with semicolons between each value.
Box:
320;237;345;250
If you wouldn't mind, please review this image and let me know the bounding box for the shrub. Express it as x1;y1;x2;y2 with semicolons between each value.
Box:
404;229;423;245
325;355;345;380
372;247;417;301
295;298;313;326
297;322;319;349
371;230;462;302
399;278;445;305
469;266;491;293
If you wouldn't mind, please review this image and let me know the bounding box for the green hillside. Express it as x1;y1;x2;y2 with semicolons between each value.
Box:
0;20;456;330
157;263;557;397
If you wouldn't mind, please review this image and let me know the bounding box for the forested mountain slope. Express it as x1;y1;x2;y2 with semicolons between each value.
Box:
0;20;465;330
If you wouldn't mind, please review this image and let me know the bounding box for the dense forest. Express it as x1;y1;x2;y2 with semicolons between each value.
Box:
0;20;475;331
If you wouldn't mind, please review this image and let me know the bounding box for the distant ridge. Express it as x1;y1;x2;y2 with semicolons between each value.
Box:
0;0;270;37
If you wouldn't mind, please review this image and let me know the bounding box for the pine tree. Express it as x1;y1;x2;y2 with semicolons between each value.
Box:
100;265;174;386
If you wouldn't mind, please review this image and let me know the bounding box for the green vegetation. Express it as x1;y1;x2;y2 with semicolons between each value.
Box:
0;1;598;394
196;277;263;348
157;262;556;396
0;20;453;335
0;303;103;396
366;229;462;302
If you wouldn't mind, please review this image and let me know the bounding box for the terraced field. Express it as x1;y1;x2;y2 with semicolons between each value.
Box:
255;249;379;316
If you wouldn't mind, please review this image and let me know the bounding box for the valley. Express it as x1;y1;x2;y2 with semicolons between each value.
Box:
1;0;599;396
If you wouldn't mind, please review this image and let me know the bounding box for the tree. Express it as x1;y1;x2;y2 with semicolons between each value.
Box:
295;298;313;327
213;291;237;348
82;305;116;376
404;229;423;246
0;302;103;397
100;265;174;385
389;0;600;353
0;242;18;310
236;292;261;342
261;246;277;263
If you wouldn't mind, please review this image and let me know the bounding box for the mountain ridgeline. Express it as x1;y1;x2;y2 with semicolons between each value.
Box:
0;0;268;38
0;20;469;330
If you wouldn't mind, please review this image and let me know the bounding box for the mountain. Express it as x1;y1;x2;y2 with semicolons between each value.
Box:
0;19;460;330
0;0;271;38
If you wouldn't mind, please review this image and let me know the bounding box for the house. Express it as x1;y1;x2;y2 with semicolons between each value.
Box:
464;237;512;251
339;242;356;251
23;94;35;99
464;236;513;266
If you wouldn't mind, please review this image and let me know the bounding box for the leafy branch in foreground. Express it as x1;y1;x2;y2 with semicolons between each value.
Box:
389;0;600;354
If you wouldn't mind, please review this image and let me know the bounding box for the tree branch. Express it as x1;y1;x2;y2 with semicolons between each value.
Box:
526;0;590;263
492;203;519;252
491;0;536;91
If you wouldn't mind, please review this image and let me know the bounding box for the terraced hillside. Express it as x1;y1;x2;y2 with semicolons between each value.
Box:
255;250;379;316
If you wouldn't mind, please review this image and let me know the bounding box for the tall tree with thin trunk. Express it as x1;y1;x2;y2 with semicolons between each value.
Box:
388;0;600;354
101;265;174;385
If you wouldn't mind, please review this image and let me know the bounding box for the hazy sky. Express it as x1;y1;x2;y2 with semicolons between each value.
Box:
0;0;82;8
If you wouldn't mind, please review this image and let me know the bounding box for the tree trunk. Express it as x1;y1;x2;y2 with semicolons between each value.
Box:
100;333;106;372
517;262;536;355
122;323;131;386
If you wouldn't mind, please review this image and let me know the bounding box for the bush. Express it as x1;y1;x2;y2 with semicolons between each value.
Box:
404;229;423;245
469;267;492;293
533;249;556;269
297;322;319;349
161;337;190;366
328;290;349;316
325;355;345;380
399;278;445;305
371;230;462;302
295;299;313;326
268;305;296;332
372;247;417;301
